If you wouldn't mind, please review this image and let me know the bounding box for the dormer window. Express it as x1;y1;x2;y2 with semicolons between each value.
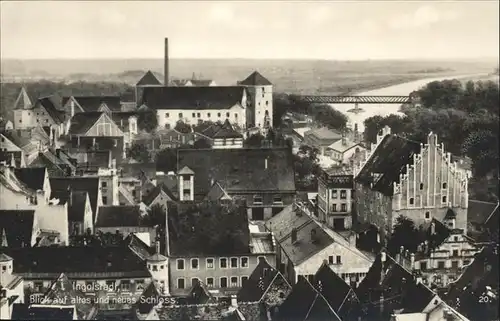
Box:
253;195;263;204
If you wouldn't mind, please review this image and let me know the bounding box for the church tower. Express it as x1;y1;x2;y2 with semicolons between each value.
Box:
147;241;170;295
238;71;273;131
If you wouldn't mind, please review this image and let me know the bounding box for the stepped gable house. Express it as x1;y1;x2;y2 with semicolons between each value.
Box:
176;148;295;221
353;126;470;240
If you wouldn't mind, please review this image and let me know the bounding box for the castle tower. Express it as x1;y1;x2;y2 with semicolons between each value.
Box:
238;71;273;131
147;241;169;295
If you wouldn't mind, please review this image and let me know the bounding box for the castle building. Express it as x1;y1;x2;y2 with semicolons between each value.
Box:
353;126;470;241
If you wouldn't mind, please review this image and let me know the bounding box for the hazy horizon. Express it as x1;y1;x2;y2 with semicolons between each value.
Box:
1;1;499;60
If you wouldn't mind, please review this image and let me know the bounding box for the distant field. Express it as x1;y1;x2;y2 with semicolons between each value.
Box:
1;58;496;94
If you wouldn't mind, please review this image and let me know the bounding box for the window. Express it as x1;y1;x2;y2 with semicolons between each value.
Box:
331;190;338;199
332;204;337;212
207;113;211;117
197;112;201;117
336;256;342;264
191;278;199;287
106;280;114;289
451;261;459;269
2;266;5;271
425;211;430;219
420;183;424;190
97;123;112;136
206;258;214;269
45;119;48;123
226;112;230;117
165;113;170;118
121;280;130;291
340;190;347;199
253;195;263;204
442;196;447;203
273;196;283;204
341;204;347;212
420;262;427;270
176;259;185;270
179;113;183;118
160;265;164;270
152;265;158;271
409;198;414;205
34;281;43;292
230;257;238;268
220;277;228;288
102;196;108;205
206;278;214;287
217;113;221;118
454;236;459;242
452;250;459;257
266;101;269;106
241;276;248;286
328;256;334;264
192;112;196;118
437;261;445;269
220;258;228;269
234;113;238;118
241;257;249;268
177;278;185;289
230;277;238;287
191;258;199;270
442;183;447;189
102;182;107;188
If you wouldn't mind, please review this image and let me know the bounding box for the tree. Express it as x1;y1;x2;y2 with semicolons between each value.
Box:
244;133;265;147
128;143;150;163
308;104;348;130
298;145;320;163
462;129;499;178
387;216;422;256
156;148;177;172
174;120;192;134
137;108;158;133
193;137;212;149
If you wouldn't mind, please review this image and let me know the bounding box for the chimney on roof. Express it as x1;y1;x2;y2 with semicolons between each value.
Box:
291;228;298;244
164;38;169;86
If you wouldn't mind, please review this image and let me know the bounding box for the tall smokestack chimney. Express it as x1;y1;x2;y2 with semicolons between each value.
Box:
164;38;169;86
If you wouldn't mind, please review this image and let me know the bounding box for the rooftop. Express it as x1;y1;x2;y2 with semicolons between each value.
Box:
327;137;361;153
304;127;343;141
136;70;162;86
238;71;272;86
13;167;46;192
0;210;35;248
96;205;150;228
177;148;295;196
49;176;99;218
11;304;76;320
63;95;122;112
196;119;243;140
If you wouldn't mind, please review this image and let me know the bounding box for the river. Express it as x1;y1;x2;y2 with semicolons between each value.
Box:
330;73;491;132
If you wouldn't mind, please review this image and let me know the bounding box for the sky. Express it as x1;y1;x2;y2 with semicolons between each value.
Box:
1;1;499;60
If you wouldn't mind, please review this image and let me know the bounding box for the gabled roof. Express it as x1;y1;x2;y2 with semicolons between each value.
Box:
1;246;151;277
124;233;155;261
36;96;65;123
355;134;421;196
42;273;98;320
63;95;122;112
136;281;163;314
238;71;272;86
304;127;342;141
50;177;100;218
0;253;13;262
13;167;46;191
96;205;150;228
67;112;104;135
327;137;361;153
141;86;247;110
237;257;291;303
13;87;34;110
177;148;295;196
167;201;250;256
184;279;216;305
136;70;162;86
1;129;32;149
0;210;35;248
142;183;178;206
276;276;341;321
205;181;233;201
197;119;243;139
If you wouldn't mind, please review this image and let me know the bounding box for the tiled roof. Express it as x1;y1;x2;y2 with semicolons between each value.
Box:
197;120;243;139
327;138;361;153
265;205;311;241
65;191;88;222
177;148;295;196
136;70;162;86
11;304;76;320
276;276;341;321
136;281;163;314
42;273;98;320
67;112;104;135
0;253;13;262
111;111;138;132
13;167;46;191
63;95;122;112
356;135;421;196
0;210;35;248
124;233;155;261
142;86;247;110
313;263;361;319
142;183;178;206
304;127;342;141
2;129;31;148
96;205;150;228
36;96;66;123
205;181;233;201
468;200;498;225
1;246;151;277
168;201;250;256
49;177;100;219
237;257;291;303
238;71;272;86
153;302;233;320
184;279;217;305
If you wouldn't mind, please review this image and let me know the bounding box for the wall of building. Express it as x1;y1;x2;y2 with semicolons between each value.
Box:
212;138;244;149
156;105;247;130
239;192;295;221
318;181;353;230
245;85;273;129
84;114;124;137
169;253;276;296
13;106;56;130
35;202;69;246
354;183;393;239
393;134;469;232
